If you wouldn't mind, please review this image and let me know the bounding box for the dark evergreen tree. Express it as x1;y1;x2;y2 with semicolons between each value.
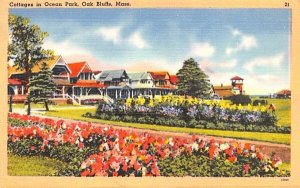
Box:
29;62;55;111
8;15;53;115
176;58;212;98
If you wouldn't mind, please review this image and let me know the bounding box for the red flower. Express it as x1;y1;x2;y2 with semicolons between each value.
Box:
228;156;237;163
79;142;84;149
208;145;218;159
122;162;128;172
191;135;196;142
134;162;141;171
237;147;243;155
244;143;251;150
186;146;192;155
243;163;250;174
30;146;36;150
256;152;264;161
81;169;90;177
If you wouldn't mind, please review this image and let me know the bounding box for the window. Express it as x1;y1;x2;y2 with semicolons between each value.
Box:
159;80;165;85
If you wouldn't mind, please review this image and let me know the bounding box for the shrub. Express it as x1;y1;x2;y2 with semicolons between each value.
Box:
158;155;242;177
253;99;268;106
229;95;252;105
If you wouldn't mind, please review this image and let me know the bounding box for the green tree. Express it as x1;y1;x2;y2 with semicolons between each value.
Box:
176;58;212;98
8;14;53;115
29;62;55;111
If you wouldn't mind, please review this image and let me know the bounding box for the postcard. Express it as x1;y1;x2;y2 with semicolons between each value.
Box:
1;0;300;187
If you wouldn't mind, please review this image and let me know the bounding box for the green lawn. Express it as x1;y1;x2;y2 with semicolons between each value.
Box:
8;153;68;176
12;103;76;109
44;107;290;145
268;99;291;127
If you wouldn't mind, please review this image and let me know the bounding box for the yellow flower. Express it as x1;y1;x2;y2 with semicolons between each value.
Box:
137;96;146;105
178;96;185;104
260;106;267;112
238;104;243;110
125;98;133;107
187;97;194;105
247;104;252;111
193;98;199;105
155;96;162;104
149;99;155;107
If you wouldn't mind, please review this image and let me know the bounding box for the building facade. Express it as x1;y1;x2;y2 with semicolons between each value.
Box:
8;56;178;104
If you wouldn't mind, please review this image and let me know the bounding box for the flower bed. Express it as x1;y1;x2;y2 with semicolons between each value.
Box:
90;96;290;133
8;113;290;177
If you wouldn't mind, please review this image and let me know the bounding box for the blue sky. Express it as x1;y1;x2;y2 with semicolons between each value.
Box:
9;9;290;95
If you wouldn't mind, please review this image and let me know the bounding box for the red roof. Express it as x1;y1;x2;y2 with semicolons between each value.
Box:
170;75;177;84
74;80;106;88
8;78;25;85
276;89;291;95
149;71;170;80
68;62;92;78
230;76;244;80
82;65;92;73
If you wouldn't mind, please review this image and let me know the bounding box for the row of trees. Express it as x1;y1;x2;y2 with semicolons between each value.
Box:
8;15;212;115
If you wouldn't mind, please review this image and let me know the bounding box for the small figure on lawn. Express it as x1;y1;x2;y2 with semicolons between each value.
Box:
268;103;276;114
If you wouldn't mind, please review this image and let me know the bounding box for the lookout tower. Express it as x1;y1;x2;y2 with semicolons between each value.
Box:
231;76;244;94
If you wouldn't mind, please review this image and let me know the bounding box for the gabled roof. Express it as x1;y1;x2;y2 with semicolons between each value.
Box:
128;72;151;81
213;85;233;90
214;90;234;97
230;76;244;80
96;69;127;82
276;89;291;95
8;55;62;77
148;71;170;80
67;61;92;78
213;85;234;97
170;75;177;84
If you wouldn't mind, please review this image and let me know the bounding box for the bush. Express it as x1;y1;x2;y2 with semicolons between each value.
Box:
253;99;268;106
158;155;242;177
91;97;289;133
229;95;252;105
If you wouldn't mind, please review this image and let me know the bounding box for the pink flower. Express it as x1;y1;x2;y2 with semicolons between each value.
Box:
243;163;250;174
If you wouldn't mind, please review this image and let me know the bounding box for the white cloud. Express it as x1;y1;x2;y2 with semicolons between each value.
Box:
198;59;237;74
96;26;122;44
218;59;237;68
231;29;241;36
125;59;180;74
191;42;215;58
208;71;239;86
243;53;285;72
226;28;257;56
128;31;148;49
241;74;288;95
43;39;91;56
